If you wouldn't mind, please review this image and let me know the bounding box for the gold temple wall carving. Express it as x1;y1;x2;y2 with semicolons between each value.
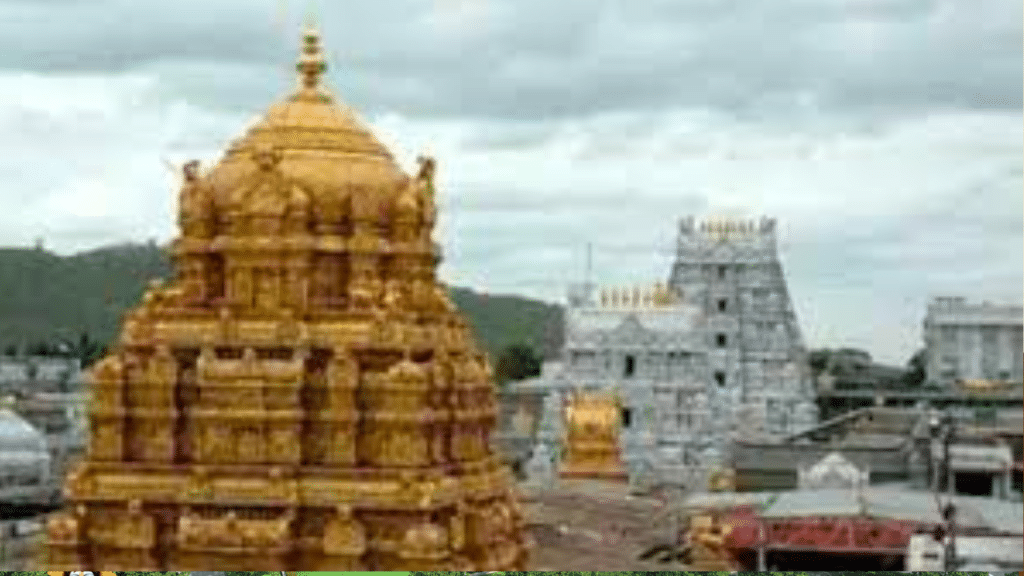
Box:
560;391;629;481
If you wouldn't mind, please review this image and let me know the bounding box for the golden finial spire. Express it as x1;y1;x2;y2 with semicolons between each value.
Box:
297;25;327;91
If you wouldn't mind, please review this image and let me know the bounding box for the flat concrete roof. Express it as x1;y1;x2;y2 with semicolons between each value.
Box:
757;487;1024;533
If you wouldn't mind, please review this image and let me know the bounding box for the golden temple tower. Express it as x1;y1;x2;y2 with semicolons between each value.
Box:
559;391;628;481
42;28;527;571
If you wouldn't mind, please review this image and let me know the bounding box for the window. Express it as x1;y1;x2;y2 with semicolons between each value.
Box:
714;371;726;387
256;347;293;360
717;265;727;279
624;355;636;377
621;408;632;428
717;299;728;312
215;347;243;359
716;334;728;348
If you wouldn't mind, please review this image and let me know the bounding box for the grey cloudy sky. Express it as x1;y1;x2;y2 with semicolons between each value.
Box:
0;0;1020;364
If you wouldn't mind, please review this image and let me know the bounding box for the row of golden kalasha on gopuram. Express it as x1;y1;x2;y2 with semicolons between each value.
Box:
41;28;528;571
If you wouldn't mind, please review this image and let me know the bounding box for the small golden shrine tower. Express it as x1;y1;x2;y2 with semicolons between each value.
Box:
41;28;527;571
559;391;628;481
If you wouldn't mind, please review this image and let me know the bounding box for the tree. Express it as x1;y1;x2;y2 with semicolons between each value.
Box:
28;340;54;356
494;343;542;385
903;348;927;387
58;331;106;368
808;349;832;375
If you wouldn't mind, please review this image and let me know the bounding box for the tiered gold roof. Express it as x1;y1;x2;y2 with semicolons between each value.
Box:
42;29;526;572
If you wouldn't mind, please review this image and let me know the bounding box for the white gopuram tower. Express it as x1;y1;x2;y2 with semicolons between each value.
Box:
668;216;818;439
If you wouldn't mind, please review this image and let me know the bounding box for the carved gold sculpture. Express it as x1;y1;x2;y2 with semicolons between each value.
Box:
41;27;526;571
559;391;628;481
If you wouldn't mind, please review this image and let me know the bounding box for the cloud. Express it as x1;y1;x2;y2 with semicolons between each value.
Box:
0;0;1020;366
0;0;1016;123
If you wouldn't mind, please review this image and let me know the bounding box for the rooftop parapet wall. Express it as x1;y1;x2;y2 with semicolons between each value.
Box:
677;215;778;242
568;282;686;310
594;283;682;309
673;216;781;264
925;297;1023;326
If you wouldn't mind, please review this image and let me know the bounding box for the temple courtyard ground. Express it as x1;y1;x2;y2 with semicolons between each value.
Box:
518;479;688;570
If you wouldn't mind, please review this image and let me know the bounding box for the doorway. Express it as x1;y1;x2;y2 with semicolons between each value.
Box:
953;471;994;496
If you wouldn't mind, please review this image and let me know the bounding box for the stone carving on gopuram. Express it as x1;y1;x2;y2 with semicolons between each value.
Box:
559;391;628;481
41;27;527;572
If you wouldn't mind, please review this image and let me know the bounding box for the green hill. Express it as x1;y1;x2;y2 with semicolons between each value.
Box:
0;242;563;361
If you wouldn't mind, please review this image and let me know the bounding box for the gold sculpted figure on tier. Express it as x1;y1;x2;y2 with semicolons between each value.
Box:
41;26;527;571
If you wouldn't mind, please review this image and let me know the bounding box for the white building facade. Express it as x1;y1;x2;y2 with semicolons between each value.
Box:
923;297;1024;388
668;216;818;438
0;355;83;396
522;284;725;489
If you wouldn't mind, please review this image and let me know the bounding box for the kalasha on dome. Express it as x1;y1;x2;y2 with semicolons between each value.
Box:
40;28;528;572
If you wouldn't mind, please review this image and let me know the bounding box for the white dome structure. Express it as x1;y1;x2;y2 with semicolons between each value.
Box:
0;407;47;453
0;407;52;503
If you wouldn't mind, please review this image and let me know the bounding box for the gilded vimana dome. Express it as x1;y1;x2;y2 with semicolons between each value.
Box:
41;27;528;571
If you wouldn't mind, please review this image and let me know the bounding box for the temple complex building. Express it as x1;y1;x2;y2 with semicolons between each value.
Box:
923;297;1024;388
668;216;817;439
1;355;86;509
0;355;83;396
518;216;817;490
0;404;53;511
521;283;724;490
41;28;526;571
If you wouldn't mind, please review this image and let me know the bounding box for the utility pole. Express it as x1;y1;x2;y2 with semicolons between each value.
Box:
931;411;957;570
942;413;957;571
